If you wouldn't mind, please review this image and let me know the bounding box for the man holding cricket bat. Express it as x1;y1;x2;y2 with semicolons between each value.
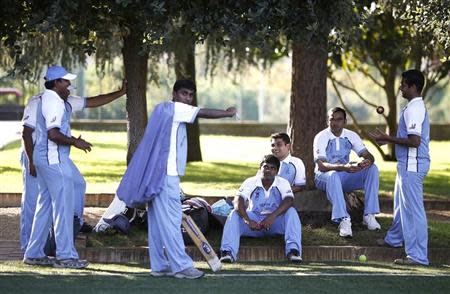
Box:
117;79;236;279
220;154;303;263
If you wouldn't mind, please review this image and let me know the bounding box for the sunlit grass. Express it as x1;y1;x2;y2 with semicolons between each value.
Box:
0;131;448;199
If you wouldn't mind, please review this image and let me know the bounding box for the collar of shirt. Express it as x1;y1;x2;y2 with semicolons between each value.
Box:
407;97;423;105
44;89;64;101
255;176;281;197
280;154;293;164
327;127;349;139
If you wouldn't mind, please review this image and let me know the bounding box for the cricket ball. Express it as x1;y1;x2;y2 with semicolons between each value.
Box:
376;106;385;114
359;254;367;263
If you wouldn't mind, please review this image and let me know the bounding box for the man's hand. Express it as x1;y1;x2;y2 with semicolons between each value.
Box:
358;158;372;169
245;219;261;231
226;107;237;117
73;135;92;152
344;162;362;173
369;128;390;146
29;163;37;177
260;214;277;230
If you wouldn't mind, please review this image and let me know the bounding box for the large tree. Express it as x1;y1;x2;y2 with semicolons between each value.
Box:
201;1;361;188
329;1;450;160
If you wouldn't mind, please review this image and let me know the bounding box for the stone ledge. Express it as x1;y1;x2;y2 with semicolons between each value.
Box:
77;245;449;265
2;240;448;265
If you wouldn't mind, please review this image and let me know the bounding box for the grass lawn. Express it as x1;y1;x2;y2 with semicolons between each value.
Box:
1;261;449;294
0;131;449;199
87;217;450;248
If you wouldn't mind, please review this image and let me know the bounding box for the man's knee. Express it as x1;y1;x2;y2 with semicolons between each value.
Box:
326;171;342;189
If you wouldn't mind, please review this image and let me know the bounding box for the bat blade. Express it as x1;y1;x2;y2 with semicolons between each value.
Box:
182;214;222;272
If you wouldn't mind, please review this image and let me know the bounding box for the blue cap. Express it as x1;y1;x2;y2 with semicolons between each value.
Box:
44;65;77;81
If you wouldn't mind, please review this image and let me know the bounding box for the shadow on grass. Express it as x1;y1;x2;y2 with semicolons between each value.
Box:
0;166;21;173
0;139;21;151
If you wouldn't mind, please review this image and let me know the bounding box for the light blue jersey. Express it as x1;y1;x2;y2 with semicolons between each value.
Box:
395;97;430;172
221;175;301;261
278;155;306;187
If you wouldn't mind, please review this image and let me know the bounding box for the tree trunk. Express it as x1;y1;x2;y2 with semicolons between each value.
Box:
122;32;149;164
173;34;202;162
384;67;398;161
289;42;328;189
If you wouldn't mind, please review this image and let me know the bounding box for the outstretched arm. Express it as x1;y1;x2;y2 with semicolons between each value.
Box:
197;107;236;119
86;80;127;108
369;128;421;148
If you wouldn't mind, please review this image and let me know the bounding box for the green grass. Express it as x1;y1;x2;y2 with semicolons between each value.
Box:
1;261;449;294
86;217;450;248
0;131;449;199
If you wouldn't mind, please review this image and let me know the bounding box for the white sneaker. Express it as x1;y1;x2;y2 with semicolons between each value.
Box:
174;267;204;279
339;217;352;237
150;268;174;277
363;214;381;230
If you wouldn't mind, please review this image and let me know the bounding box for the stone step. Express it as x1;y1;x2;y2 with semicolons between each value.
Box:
1;192;449;211
1;240;448;265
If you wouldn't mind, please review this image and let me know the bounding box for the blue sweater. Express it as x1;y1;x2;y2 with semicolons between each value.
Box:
117;102;174;207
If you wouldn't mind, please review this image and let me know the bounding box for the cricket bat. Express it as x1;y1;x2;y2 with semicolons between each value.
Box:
181;213;222;272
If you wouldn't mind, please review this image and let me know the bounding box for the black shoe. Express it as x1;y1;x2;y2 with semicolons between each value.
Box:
219;251;234;263
287;249;303;263
79;222;94;233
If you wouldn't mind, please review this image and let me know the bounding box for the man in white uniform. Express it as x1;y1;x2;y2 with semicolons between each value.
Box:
313;107;381;237
370;69;430;265
23;65;126;268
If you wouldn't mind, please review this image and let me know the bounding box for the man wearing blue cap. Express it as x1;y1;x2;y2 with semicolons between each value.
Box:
23;65;126;268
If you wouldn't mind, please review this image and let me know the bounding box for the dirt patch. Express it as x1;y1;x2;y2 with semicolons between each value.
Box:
0;207;105;241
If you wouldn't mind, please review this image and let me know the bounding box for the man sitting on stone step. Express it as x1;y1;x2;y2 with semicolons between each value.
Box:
219;154;302;263
313;107;381;238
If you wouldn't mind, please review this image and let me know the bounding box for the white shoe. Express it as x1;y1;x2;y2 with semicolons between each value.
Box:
339;217;352;237
363;214;381;230
150;268;174;277
174;267;204;279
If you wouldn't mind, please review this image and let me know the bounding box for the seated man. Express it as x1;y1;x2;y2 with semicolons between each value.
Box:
313;107;381;238
220;154;302;263
270;132;306;193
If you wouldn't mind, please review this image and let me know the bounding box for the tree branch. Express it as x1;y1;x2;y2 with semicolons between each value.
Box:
330;71;383;111
330;76;389;160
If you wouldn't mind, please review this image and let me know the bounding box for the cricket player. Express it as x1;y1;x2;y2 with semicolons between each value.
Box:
20;95;41;251
370;69;430;265
313;107;381;237
270;132;306;193
117;79;236;279
220;154;302;263
23;65;126;268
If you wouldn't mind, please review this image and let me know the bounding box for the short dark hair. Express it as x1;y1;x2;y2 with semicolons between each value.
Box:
271;132;291;144
260;154;280;171
44;79;58;89
328;107;346;120
173;79;196;92
402;69;425;93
